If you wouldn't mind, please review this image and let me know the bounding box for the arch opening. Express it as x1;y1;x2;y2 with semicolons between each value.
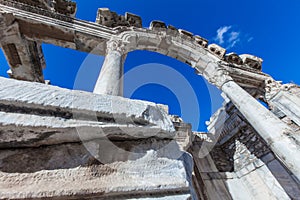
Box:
123;50;223;131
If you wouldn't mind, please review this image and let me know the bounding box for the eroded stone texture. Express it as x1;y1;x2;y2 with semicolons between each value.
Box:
225;52;243;65
4;0;77;16
239;54;263;71
207;43;226;59
0;75;197;199
193;35;208;48
150;20;167;31
96;8;142;28
0;146;193;199
0;12;45;82
0;77;177;148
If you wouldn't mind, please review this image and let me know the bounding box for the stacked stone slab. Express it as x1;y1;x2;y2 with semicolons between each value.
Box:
1;0;300;199
0;77;196;199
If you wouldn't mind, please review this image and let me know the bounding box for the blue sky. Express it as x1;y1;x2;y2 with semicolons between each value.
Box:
0;0;300;131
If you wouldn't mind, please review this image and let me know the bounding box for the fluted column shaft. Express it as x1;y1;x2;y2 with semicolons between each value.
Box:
93;39;126;96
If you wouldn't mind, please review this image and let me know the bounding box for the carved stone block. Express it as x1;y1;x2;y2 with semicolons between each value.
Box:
125;12;142;28
150;20;167;31
10;0;77;16
194;35;208;48
96;8;119;27
240;54;263;70
225;52;243;65
167;25;179;36
178;29;193;39
208;43;226;59
96;8;142;28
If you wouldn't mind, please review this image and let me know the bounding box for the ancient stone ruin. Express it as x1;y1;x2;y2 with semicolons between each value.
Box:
1;0;300;199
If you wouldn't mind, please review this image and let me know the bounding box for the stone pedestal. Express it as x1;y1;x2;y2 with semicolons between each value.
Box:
93;40;126;96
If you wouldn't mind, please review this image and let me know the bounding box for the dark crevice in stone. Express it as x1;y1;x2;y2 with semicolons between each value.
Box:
0;103;73;119
0;130;59;149
0;103;150;126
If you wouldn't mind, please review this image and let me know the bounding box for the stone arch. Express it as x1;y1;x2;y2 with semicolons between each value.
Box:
108;26;265;92
93;25;300;182
118;29;215;70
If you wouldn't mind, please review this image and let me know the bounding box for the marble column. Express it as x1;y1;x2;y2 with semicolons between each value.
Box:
93;39;126;96
202;62;300;182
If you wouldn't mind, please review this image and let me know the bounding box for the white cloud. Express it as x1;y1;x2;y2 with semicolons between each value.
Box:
214;26;253;50
215;26;231;44
229;31;240;43
227;31;240;48
247;37;254;42
227;39;240;49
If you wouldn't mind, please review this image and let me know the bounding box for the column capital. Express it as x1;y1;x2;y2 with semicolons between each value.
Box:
202;62;233;89
106;39;126;55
